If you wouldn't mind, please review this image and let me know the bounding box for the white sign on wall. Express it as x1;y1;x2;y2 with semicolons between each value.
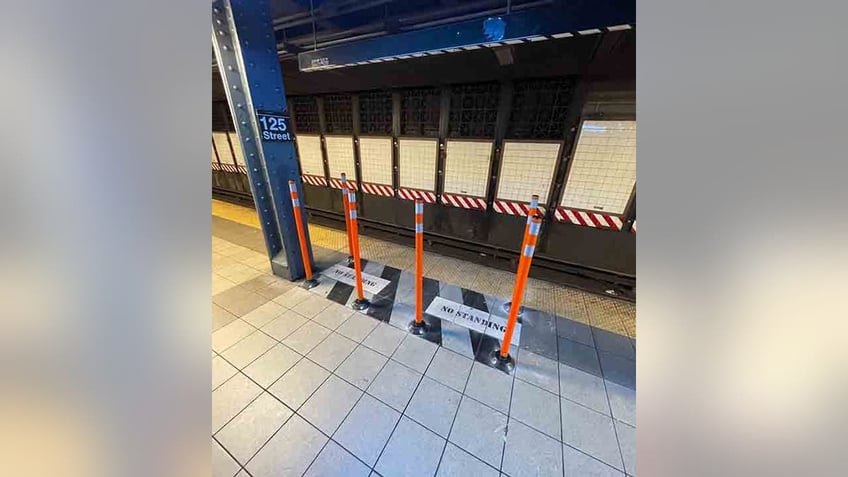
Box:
295;134;324;176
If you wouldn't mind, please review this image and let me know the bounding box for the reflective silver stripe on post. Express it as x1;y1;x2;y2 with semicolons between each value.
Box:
348;192;356;203
415;203;424;214
289;182;297;193
415;223;423;233
350;210;357;220
523;244;535;257
527;199;538;224
529;221;541;236
292;198;300;207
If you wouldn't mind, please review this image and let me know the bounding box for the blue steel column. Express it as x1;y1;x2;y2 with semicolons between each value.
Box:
211;0;312;280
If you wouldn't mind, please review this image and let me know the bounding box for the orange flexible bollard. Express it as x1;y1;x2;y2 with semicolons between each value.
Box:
501;195;540;316
409;199;427;334
340;173;355;263
288;180;318;289
491;215;542;372
347;190;370;310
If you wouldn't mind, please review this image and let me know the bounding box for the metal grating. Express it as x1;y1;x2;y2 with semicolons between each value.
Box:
400;87;441;137
358;90;393;135
323;94;353;134
507;78;575;140
448;83;500;138
291;96;320;133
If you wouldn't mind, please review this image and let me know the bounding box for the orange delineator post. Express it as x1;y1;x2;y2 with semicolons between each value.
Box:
347;190;369;309
502;194;540;316
499;215;542;361
288;180;317;288
340;173;355;260
409;199;426;334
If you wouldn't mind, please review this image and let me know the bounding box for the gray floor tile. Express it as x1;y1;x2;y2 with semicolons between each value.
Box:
392;334;438;373
598;352;635;390
213;304;238;332
559;364;611;416
212;373;262;433
337;313;380;342
241;301;286;328
212;355;238;390
405;376;461;438
260;309;308;341
268;358;330;410
592;328;635;360
308;332;358;371
556;318;595;347
557;337;601;377
425;347;473;393
517;310;559;361
515;350;560;395
312;302;355;330
448;396;507;469
336;345;389;390
510;379;561;440
560;399;623;470
283;321;332;355
464;362;513;414
367;360;422;411
214;287;271;317
299;375;364;435
436;443;499;477
295;294;333;318
376;416;445;477
304;440;370;477
212;319;257;352
502;419;563;477
273;287;312;308
215;392;293;465
212;438;240;477
334;394;401;466
242;343;302;388
439;320;476;359
221;330;277;369
362;323;407;357
246;414;328;477
562;445;624;477
615;420;635;476
605;381;636;427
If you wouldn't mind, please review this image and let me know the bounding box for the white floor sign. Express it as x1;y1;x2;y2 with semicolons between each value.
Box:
425;296;520;343
321;264;390;295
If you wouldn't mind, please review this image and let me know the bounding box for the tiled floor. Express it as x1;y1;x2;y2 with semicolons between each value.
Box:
211;206;636;477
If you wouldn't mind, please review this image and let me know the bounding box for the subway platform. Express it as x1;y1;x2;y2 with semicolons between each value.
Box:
212;200;636;477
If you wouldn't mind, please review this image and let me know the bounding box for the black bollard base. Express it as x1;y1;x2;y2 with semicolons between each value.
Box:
487;349;515;374
352;298;370;311
408;320;428;335
303;278;319;290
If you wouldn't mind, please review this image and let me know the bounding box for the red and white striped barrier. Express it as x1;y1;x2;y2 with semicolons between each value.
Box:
302;174;328;187
237;165;247;174
554;207;623;230
329;178;357;190
211;162;221;171
631;220;636;234
220;163;241;173
360;182;394;197
397;188;436;203
441;193;487;211
493;200;547;217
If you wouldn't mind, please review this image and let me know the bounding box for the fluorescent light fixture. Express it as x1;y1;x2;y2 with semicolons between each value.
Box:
551;32;573;38
462;45;481;50
607;24;632;31
527;36;549;42
444;48;461;53
578;28;602;35
484;42;502;47
411;52;426;57
504;39;525;45
427;50;445;55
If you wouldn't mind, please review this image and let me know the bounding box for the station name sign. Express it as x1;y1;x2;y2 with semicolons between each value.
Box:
256;111;293;142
